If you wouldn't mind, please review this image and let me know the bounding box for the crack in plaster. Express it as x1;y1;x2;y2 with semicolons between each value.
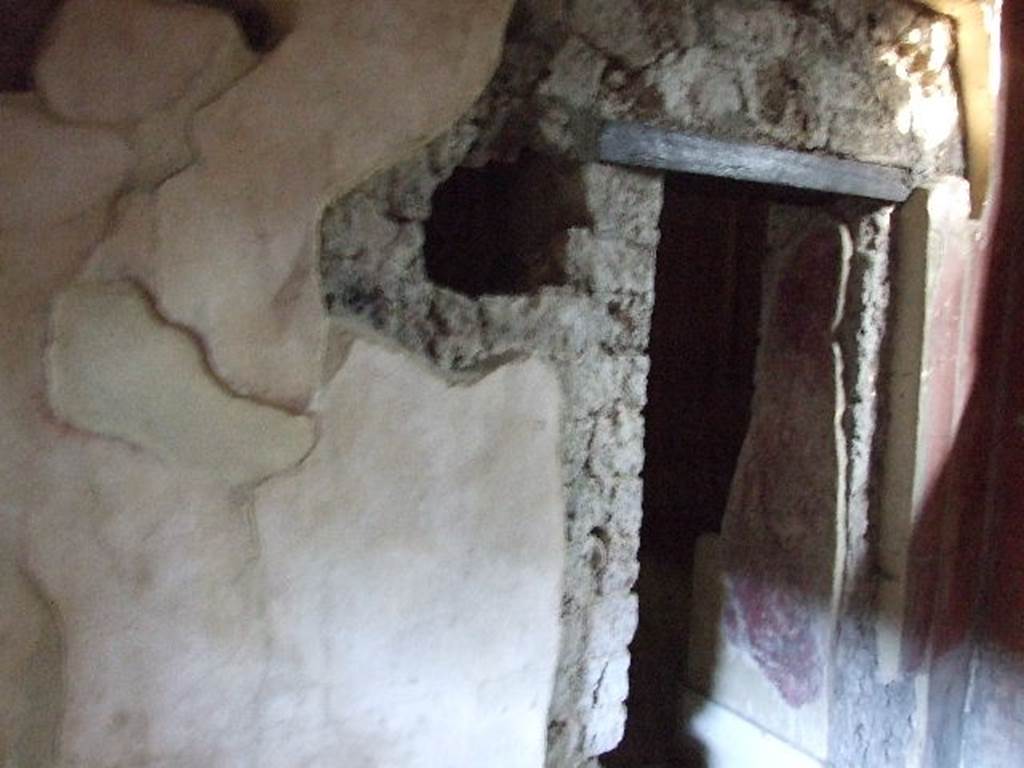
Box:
46;280;317;488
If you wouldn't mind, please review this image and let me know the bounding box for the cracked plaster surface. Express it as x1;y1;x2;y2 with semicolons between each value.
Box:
31;0;515;410
47;281;317;487
1;0;567;766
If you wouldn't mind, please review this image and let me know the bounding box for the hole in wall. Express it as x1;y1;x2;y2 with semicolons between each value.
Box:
422;150;592;298
604;173;833;767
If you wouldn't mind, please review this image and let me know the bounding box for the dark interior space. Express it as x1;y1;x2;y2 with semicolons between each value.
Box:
607;174;829;767
190;0;286;51
0;0;61;91
423;150;590;297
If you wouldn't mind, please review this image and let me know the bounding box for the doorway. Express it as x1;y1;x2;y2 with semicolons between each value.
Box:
606;173;833;767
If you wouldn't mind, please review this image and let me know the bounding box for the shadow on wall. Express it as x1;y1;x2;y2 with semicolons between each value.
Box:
187;0;289;50
0;0;62;91
903;5;1024;765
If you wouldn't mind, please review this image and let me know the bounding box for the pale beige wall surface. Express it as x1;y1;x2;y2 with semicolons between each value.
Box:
0;1;568;766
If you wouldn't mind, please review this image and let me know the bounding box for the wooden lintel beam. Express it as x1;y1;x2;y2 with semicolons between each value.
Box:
597;121;913;202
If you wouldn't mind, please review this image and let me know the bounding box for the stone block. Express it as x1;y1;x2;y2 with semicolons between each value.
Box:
586;593;639;660
538;37;608;108
581;653;631;755
581;164;663;246
564;228;655;295
566;0;660;69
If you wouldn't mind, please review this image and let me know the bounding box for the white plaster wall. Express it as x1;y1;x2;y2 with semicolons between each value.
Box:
1;1;567;766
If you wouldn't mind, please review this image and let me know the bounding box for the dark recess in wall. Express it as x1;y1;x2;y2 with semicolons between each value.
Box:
423;150;591;298
608;173;829;767
0;0;61;91
190;0;283;51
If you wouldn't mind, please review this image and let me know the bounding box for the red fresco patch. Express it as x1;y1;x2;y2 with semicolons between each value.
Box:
725;573;824;706
721;222;843;707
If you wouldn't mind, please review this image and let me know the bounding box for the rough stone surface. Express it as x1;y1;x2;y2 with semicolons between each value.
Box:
826;204;924;768
961;645;1024;768
320;143;661;764
317;43;665;756
543;0;963;180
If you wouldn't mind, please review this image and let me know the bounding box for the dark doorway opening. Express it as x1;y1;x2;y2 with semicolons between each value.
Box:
605;173;830;767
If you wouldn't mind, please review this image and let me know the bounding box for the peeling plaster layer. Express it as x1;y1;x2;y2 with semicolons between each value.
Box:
3;218;565;767
687;213;852;760
24;340;564;768
47;281;316;487
36;0;517;411
2;0;571;766
254;339;565;768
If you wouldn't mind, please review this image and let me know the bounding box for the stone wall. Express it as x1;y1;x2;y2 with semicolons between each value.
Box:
528;0;963;178
321;141;662;764
319;1;964;764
